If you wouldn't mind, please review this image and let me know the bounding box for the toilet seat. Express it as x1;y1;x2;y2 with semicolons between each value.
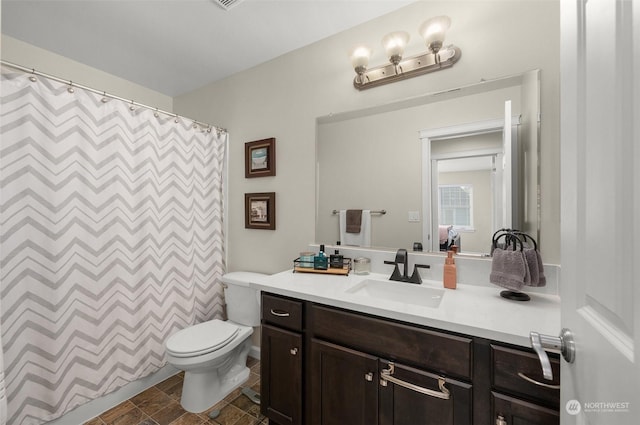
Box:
166;320;240;358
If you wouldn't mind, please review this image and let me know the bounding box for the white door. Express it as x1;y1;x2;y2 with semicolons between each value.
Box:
502;100;513;229
560;0;639;423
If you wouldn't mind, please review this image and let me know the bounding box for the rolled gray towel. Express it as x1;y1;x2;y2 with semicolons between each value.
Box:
533;249;546;287
490;248;528;291
523;248;539;286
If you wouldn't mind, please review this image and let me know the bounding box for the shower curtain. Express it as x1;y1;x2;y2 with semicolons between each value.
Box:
0;66;227;425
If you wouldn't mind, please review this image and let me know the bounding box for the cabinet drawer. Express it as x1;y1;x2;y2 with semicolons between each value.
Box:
491;344;560;407
311;304;473;380
492;391;559;425
262;293;303;332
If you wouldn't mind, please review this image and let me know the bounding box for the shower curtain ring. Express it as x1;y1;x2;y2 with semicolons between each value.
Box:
129;100;135;111
101;92;108;103
29;68;37;82
154;108;159;118
67;81;75;93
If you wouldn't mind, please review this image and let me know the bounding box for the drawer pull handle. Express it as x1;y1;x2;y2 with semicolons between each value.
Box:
365;372;373;382
290;347;298;356
270;309;290;317
380;363;450;400
517;372;561;390
496;414;507;425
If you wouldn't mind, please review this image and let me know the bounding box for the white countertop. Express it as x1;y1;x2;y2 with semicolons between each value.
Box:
251;269;560;348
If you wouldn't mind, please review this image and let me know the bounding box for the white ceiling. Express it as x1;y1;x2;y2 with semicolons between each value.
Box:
2;0;412;97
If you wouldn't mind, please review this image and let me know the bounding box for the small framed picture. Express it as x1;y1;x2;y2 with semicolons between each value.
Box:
245;192;276;230
245;138;276;178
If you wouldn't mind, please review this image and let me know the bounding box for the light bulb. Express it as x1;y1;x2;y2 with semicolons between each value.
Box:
419;16;451;54
349;45;372;69
382;31;410;65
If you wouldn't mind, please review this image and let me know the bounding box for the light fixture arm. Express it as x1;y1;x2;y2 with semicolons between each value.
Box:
353;45;461;90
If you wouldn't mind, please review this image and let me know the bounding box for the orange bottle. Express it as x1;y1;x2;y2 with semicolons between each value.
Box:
443;251;457;289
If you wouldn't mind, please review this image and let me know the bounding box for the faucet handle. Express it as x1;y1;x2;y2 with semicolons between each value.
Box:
408;264;431;284
408;269;422;284
384;261;403;281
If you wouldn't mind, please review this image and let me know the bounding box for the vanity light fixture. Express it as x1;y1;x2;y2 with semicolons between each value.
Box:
350;16;461;90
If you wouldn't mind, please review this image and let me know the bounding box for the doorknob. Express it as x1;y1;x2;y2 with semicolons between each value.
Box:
529;328;575;381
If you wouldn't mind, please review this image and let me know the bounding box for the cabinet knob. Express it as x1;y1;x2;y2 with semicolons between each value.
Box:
290;347;298;355
364;372;374;382
496;414;507;425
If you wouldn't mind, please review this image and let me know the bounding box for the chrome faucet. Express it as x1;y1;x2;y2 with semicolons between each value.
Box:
384;249;430;284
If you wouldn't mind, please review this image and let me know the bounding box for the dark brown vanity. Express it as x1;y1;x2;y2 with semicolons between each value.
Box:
260;292;560;425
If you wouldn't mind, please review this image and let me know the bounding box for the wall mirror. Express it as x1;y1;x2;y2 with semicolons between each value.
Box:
316;69;540;255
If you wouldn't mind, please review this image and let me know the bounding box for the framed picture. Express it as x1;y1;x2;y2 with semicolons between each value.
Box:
245;192;276;230
245;138;276;178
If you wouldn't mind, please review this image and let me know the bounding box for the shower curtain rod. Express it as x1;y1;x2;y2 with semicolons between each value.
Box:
1;60;227;134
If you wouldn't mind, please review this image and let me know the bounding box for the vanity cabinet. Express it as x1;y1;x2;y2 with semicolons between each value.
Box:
260;292;560;425
260;294;303;425
309;303;473;425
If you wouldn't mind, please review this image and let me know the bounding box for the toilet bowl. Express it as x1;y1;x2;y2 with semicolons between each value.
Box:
164;272;265;413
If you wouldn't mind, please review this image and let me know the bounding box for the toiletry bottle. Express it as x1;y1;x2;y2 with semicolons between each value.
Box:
314;244;328;270
330;243;344;269
443;251;457;289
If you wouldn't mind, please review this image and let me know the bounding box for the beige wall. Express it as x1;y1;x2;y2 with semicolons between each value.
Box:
174;0;561;272
1;35;173;111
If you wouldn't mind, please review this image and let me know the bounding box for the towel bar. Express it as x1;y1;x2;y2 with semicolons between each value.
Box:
332;209;386;215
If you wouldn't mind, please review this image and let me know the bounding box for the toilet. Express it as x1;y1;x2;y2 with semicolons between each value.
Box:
165;271;265;413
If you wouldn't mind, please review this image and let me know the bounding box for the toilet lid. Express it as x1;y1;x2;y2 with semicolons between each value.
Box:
166;320;240;358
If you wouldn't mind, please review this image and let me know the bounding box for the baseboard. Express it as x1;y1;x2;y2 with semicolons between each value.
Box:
45;365;179;425
249;345;260;361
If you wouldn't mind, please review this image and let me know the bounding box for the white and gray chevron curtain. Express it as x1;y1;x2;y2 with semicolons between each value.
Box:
0;66;226;425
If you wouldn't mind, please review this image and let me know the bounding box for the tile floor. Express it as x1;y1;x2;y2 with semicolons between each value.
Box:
83;358;265;425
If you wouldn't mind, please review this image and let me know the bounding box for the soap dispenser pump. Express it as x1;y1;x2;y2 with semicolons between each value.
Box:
443;251;457;289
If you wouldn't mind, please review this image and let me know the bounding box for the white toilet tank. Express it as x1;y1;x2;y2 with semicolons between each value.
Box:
221;272;266;327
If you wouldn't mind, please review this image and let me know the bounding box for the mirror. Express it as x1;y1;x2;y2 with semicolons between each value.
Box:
316;70;540;255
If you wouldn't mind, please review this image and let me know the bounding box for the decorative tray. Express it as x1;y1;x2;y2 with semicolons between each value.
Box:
293;257;351;275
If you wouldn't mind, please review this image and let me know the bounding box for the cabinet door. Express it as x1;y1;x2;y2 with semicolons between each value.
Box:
310;338;378;425
261;324;302;425
379;360;472;425
492;392;559;425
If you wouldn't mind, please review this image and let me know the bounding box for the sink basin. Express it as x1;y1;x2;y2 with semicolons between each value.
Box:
345;279;445;308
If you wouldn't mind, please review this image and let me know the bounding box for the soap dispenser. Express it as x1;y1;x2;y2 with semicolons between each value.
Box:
314;244;328;270
330;242;344;269
443;251;457;289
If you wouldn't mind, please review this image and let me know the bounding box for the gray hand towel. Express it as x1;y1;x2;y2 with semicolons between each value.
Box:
346;209;362;233
523;248;539;286
527;249;546;287
490;248;528;292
